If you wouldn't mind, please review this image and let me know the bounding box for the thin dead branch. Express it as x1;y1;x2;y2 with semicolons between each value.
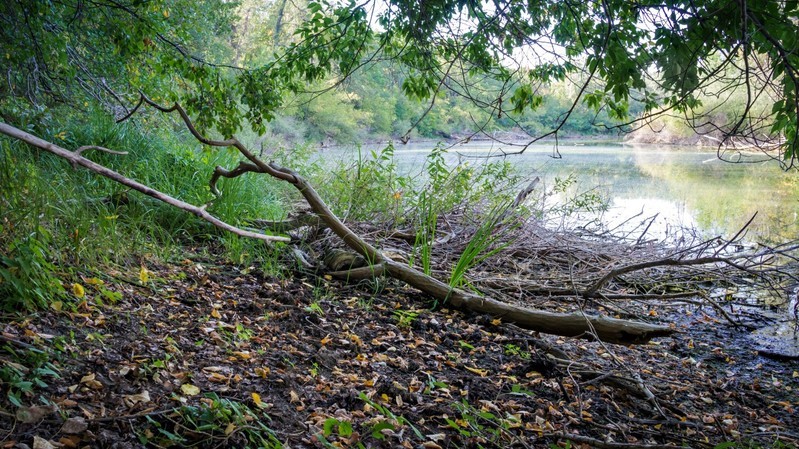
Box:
0;122;290;244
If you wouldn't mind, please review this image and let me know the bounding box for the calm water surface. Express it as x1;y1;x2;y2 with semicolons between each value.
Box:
333;140;799;244
327;140;799;351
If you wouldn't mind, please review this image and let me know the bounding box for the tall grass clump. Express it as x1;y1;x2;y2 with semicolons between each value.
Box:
0;109;289;299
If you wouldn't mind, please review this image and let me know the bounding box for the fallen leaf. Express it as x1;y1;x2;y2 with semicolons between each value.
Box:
61;416;88;434
224;423;236;435
16;405;58;423
58;436;81;449
57;398;78;408
81;375;103;390
32;436;56;449
72;283;85;298
139;265;149;284
232;351;251;360
320;334;332;345
208;373;228;383
252;392;263;407
181;384;200;396
210;308;222;319
465;366;488;377
123;391;151;407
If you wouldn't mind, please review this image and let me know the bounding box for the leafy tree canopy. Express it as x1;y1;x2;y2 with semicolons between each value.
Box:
2;0;798;166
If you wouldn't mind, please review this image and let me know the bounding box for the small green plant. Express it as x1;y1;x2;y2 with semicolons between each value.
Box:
446;398;521;446
423;374;449;394
503;344;531;360
0;229;66;312
319;417;356;448
306;301;325;316
322;143;412;222
411;190;438;276
458;340;475;351
359;392;423;441
140;393;281;448
449;200;518;290
0;346;59;407
508;383;535;396
392;309;420;329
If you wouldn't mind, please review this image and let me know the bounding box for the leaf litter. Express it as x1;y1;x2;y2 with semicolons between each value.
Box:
0;251;797;448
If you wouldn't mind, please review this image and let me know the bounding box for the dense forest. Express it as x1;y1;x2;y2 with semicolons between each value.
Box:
1;0;798;448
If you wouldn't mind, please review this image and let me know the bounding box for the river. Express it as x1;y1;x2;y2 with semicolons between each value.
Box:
355;140;799;245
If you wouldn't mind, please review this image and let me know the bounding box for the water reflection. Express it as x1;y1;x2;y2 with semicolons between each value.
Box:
378;141;799;244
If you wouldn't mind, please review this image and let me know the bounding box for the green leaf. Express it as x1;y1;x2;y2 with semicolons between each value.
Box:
370;421;395;440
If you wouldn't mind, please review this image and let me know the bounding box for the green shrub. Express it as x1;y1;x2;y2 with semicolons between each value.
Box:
0;229;65;312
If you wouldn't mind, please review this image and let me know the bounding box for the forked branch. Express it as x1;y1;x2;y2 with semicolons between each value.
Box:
0;122;290;244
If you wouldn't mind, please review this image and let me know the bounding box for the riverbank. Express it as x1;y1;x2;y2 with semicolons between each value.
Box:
1;233;797;448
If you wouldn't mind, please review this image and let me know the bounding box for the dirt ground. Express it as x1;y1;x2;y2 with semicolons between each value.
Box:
1;252;798;448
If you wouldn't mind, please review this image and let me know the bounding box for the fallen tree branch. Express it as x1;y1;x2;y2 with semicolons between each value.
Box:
582;256;750;297
551;432;679;449
250;214;324;232
1;98;676;344
0;122;290;244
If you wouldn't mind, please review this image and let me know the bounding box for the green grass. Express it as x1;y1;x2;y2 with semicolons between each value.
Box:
0;109;289;311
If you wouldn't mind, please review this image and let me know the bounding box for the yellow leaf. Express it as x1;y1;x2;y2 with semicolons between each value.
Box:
208;373;228;383
51;301;63;311
180;384;200;396
85;277;104;286
793;371;798;378
104;215;118;220
233;351;251;360
252;392;262;406
224;423;235;435
139;266;149;284
163;10;169;18
254;367;270;378
210;308;222;319
490;318;502;326
320;334;332;345
72;283;85;298
465;366;488;377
